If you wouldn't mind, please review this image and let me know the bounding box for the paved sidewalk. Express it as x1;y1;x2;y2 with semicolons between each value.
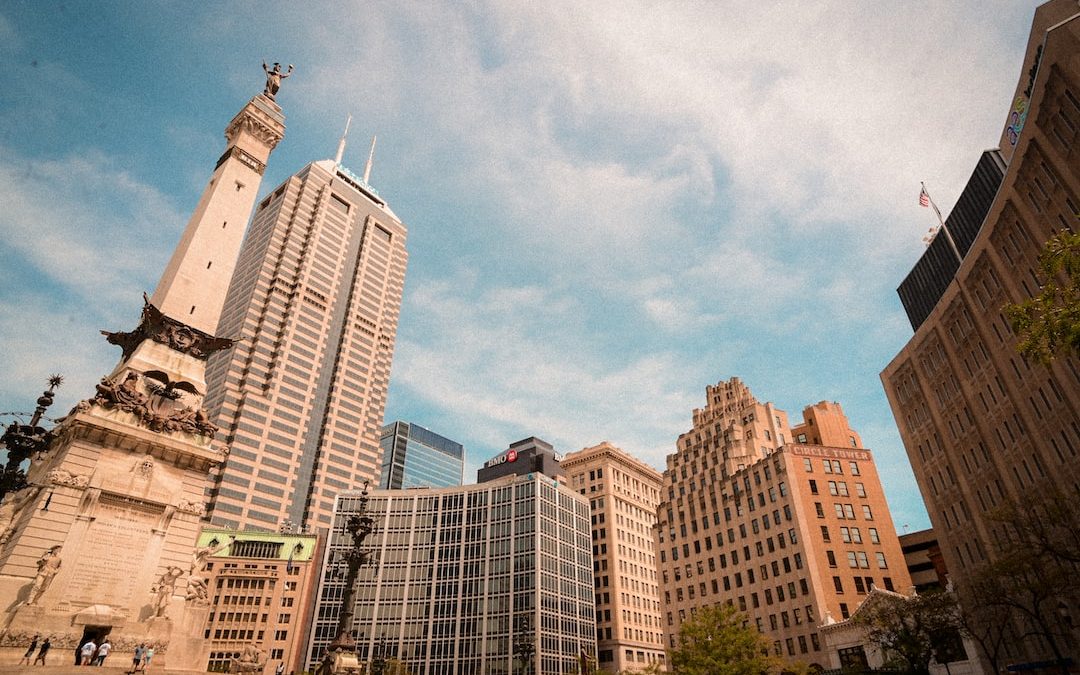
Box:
0;666;204;674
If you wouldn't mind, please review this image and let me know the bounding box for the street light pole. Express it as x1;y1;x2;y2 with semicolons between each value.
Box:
0;375;62;501
513;615;535;675
317;483;376;675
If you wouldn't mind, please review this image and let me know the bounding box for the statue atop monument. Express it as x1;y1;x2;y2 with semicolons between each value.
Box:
262;61;294;100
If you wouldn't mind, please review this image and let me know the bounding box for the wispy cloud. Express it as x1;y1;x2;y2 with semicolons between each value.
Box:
0;146;183;411
1;0;1043;526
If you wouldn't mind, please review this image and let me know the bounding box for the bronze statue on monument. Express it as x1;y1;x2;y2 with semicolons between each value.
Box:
262;61;294;100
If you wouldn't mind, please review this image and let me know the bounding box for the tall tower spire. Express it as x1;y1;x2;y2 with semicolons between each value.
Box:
363;134;377;184
334;114;352;166
149;87;287;336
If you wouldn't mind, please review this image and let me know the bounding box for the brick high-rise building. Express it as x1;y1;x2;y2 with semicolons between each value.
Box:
881;0;1080;665
204;148;408;531
196;528;322;674
561;442;665;673
656;378;910;665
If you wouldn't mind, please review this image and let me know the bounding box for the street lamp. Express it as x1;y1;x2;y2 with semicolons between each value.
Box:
0;376;62;500
371;632;389;675
513;615;535;675
316;483;377;675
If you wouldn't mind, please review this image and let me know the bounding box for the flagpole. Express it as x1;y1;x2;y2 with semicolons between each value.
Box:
921;181;963;264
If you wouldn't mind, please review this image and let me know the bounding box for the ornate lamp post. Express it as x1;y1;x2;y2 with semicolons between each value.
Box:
0;375;62;500
513;615;535;675
317;483;376;675
371;632;389;675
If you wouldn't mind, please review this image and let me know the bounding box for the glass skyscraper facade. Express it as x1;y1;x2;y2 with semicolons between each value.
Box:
379;420;465;489
306;475;597;675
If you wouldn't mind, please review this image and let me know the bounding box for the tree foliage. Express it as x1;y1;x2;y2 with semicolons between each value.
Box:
852;590;963;674
1004;230;1080;362
670;603;777;675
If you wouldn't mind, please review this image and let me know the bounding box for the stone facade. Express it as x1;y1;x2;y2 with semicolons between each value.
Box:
656;377;911;665
561;442;665;673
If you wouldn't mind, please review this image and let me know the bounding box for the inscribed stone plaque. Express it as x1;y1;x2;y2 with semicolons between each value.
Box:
67;497;161;606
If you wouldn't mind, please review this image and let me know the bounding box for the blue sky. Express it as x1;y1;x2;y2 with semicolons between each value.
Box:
0;1;1044;531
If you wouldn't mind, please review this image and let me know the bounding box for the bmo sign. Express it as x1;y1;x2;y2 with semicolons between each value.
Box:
484;448;519;468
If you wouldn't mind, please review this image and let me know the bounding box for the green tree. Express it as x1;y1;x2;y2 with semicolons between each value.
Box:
670;603;777;675
852;590;963;675
1004;230;1080;362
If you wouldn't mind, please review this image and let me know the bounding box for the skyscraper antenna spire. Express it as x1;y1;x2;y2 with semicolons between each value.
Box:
334;114;352;166
363;135;377;184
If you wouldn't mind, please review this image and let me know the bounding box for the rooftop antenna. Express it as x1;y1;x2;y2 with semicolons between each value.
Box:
334;114;352;166
363;135;377;184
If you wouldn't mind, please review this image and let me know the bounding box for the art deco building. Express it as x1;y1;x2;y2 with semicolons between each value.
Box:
656;378;910;665
203;147;408;531
880;0;1080;663
561;442;665;673
379;421;465;489
196;528;322;674
305;474;596;675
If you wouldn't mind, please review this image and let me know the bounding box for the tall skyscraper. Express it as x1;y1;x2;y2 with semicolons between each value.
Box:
379;421;465;489
561;442;665;673
306;475;596;675
204;144;408;531
656;378;910;664
881;0;1080;665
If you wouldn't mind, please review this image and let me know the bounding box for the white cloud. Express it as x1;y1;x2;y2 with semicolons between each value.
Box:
0;146;183;412
392;272;700;464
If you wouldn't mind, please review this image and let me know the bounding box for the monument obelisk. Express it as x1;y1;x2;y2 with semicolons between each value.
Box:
0;65;287;666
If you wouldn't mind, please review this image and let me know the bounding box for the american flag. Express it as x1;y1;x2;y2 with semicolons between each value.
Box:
919;186;930;208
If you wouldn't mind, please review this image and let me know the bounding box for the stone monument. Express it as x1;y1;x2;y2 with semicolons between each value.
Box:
0;64;287;668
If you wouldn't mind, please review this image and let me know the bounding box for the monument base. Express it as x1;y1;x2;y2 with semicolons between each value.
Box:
318;648;363;675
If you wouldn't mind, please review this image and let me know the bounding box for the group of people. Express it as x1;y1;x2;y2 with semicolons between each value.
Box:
17;635;50;665
18;633;155;669
130;643;155;672
75;636;112;666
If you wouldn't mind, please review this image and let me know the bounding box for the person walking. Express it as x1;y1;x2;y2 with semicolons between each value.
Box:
80;639;97;666
32;637;51;665
19;635;39;666
142;645;155;671
131;643;145;673
95;638;111;666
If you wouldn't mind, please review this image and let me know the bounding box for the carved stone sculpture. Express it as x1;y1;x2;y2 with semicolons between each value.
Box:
47;468;90;488
0;486;41;543
186;536;232;605
26;545;62;605
150;566;184;618
231;643;267;673
79;371;218;438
